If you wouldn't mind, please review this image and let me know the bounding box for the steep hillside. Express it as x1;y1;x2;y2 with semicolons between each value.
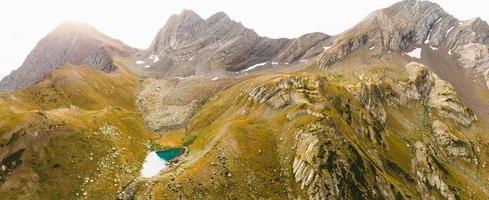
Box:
0;62;156;199
2;0;489;199
129;62;489;199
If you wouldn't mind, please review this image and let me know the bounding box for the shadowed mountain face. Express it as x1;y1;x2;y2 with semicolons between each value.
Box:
0;22;133;91
3;1;489;199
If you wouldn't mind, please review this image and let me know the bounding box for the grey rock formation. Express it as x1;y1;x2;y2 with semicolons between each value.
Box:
316;0;489;90
350;62;477;127
431;120;475;159
291;122;401;200
318;0;454;66
243;63;481;199
412;142;456;200
404;62;477;126
145;10;331;76
427;74;478;126
246;75;323;111
320;0;448;66
0;22;132;91
457;43;489;88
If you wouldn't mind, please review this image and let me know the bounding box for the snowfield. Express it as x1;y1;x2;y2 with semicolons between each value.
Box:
407;48;422;59
243;62;267;72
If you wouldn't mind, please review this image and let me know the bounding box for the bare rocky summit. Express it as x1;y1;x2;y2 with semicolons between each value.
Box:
318;0;489;89
0;22;133;91
144;10;332;76
318;0;452;65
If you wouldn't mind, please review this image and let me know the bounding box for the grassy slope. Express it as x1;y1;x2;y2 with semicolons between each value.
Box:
136;67;489;199
1;54;488;199
0;64;156;199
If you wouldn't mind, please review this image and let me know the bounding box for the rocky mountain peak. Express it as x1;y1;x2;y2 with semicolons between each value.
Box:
317;0;489;68
168;9;203;26
457;17;489;34
145;10;331;76
314;0;489;122
0;21;132;91
149;10;246;54
53;21;99;34
385;0;443;13
207;11;230;21
178;9;201;19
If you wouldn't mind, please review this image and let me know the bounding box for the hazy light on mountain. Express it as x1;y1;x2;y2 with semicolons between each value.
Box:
0;0;488;80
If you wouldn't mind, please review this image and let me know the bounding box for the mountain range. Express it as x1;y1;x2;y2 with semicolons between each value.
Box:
2;0;489;199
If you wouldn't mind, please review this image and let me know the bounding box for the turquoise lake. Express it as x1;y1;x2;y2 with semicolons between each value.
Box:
155;148;185;161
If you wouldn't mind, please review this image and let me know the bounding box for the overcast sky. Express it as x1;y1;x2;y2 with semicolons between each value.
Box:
0;0;488;79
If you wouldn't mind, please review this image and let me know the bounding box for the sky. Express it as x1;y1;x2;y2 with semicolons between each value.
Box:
0;0;488;79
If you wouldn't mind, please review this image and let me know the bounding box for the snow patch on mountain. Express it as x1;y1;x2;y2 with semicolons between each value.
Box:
407;48;422;59
140;152;169;178
243;62;267;72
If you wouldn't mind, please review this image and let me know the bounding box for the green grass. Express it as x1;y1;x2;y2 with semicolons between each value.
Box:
3;62;489;199
139;68;489;199
0;64;157;199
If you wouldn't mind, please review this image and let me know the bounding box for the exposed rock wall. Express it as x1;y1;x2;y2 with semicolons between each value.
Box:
147;10;331;75
316;0;489;89
318;0;454;67
292;123;399;199
243;62;482;199
411;142;457;200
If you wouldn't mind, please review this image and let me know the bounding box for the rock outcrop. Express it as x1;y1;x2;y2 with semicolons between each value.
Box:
430;120;475;159
318;0;454;66
246;75;323;111
241;62;482;199
292;123;400;200
411;142;457;200
457;43;489;88
351;62;477;127
0;22;133;91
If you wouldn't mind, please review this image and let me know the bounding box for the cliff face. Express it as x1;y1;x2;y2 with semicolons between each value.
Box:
317;0;489;90
243;63;480;199
144;10;331;76
0;22;133;91
317;0;450;66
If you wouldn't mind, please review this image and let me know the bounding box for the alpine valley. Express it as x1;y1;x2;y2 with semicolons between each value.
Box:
2;0;489;199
